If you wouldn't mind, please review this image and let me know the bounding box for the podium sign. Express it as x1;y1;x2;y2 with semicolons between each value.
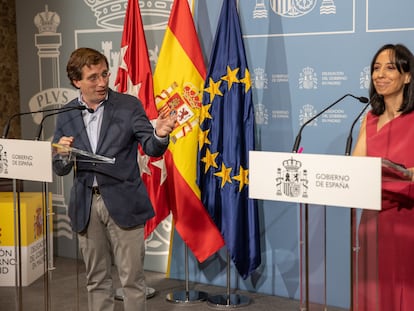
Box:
0;138;52;182
249;151;381;210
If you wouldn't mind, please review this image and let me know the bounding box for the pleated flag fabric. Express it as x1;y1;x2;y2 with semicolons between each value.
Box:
152;0;225;262
114;0;170;238
197;0;261;278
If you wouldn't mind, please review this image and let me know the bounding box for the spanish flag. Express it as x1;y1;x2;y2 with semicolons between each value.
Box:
153;0;225;262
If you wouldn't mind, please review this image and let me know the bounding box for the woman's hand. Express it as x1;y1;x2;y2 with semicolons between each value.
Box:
407;167;414;181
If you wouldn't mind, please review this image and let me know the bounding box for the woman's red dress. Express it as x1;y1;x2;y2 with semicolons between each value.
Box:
355;111;414;311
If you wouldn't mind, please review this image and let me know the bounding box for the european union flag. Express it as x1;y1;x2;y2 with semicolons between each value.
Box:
197;0;261;279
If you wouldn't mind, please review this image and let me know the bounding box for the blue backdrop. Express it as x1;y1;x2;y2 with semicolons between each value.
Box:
14;0;414;308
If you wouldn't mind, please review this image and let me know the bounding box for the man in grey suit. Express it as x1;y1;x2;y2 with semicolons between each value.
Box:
53;47;176;311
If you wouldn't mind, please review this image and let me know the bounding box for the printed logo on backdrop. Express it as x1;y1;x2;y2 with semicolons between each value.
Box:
31;6;79;244
77;0;173;85
33;6;78;128
248;0;354;38
360;66;370;89
321;71;348;86
252;67;268;123
276;158;308;198
356;66;371;124
299;104;318;126
299;67;349;89
272;73;289;83
253;0;337;18
270;0;318;18
253;67;268;89
321;108;347;124
298;66;348;125
298;99;348;127
77;1;169;86
83;0;173;30
0;144;9;175
255;103;269;125
299;67;318;90
252;67;289;123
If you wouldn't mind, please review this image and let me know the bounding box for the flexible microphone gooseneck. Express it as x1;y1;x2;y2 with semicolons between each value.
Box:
34;106;94;141
344;102;371;156
2;105;93;139
291;94;369;153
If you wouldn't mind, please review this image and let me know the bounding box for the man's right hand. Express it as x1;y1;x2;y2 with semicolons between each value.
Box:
54;136;74;155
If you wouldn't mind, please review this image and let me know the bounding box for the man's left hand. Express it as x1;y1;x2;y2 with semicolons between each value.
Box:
155;110;177;137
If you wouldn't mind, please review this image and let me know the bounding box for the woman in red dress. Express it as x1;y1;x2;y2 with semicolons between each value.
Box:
353;44;414;311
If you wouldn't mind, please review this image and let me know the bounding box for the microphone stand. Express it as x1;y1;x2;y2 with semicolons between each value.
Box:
33;105;90;310
34;106;91;141
344;101;370;311
2;106;89;139
12;178;23;311
291;93;368;310
344;103;370;156
34;115;56;311
292;94;368;153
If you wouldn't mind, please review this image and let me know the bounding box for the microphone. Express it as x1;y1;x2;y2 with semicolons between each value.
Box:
2;105;93;139
34;106;93;141
344;101;371;156
291;94;369;153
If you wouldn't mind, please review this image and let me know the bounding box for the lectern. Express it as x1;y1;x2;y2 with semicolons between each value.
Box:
0;138;53;310
249;151;388;310
0;138;115;311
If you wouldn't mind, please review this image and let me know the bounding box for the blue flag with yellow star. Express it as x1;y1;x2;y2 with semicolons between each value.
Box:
197;0;261;279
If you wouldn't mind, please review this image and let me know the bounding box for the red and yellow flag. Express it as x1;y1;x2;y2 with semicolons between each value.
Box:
153;0;225;262
115;0;170;237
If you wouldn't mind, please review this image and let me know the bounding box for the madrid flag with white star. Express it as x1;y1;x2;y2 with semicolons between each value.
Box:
115;0;170;238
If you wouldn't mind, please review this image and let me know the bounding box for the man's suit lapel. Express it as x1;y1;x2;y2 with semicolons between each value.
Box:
97;92;115;153
73;111;92;152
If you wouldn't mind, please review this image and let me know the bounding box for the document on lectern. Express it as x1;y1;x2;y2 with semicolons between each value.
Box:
0;138;52;182
381;158;413;181
52;143;115;164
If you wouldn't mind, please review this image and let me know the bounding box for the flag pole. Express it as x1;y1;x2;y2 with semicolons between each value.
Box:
166;244;208;304
206;249;250;308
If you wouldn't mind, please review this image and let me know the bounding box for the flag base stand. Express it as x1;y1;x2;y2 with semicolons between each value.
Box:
206;251;251;309
114;287;156;301
166;245;208;304
166;290;208;304
207;294;250;309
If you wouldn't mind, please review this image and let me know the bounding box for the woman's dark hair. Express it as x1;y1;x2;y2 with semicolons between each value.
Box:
66;47;109;88
369;43;414;115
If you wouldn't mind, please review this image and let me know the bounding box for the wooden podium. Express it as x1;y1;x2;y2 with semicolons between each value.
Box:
249;151;383;311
